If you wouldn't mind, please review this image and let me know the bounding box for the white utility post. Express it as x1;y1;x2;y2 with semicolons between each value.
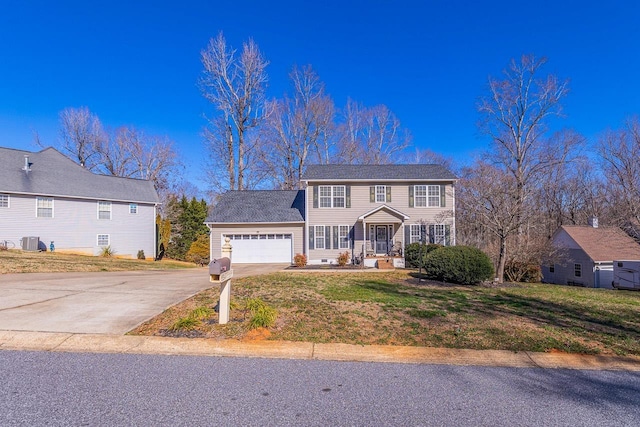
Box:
209;237;233;324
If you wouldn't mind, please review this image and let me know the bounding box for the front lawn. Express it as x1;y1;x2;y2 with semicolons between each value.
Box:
0;249;195;273
131;271;640;356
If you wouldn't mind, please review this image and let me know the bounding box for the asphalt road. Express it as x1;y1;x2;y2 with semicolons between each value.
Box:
0;264;286;334
1;351;639;426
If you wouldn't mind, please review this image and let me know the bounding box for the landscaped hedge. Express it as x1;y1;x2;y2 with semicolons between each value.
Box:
404;242;442;268
423;246;494;285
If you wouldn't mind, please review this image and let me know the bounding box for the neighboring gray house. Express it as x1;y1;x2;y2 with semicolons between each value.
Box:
206;164;457;265
0;147;159;258
542;224;640;288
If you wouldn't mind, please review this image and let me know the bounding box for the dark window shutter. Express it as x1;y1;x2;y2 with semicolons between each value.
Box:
386;186;392;203
333;226;339;249
309;226;314;249
325;226;331;250
409;186;414;207
445;225;451;246
404;224;410;247
428;225;435;244
440;185;446;207
313;186;318;208
346;186;351;208
370;186;375;203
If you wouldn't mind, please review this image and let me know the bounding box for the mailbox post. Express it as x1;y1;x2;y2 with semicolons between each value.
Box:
209;237;233;324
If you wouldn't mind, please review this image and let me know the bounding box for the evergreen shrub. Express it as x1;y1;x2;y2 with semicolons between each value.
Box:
424;246;494;285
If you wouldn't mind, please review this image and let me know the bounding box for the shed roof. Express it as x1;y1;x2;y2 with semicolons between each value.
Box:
0;147;159;203
557;225;640;263
302;164;457;181
206;190;305;223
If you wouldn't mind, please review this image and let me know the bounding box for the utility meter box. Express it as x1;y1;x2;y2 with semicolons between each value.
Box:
209;258;232;282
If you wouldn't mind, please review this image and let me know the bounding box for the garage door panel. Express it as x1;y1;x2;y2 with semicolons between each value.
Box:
224;234;292;263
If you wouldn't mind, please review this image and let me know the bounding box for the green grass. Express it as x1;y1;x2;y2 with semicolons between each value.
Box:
132;270;640;356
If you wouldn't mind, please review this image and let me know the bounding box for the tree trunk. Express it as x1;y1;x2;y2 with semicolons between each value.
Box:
496;235;507;284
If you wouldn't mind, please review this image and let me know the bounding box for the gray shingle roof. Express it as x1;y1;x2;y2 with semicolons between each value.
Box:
0;147;159;203
302;164;457;181
206;190;305;223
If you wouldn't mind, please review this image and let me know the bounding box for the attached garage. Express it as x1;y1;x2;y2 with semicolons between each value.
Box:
206;190;305;265
223;233;293;263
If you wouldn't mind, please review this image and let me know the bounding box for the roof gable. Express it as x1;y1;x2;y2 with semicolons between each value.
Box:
302;164;457;181
0;147;159;203
206;190;305;223
554;226;640;262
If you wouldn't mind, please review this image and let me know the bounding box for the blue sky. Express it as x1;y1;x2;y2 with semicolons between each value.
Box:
1;1;639;189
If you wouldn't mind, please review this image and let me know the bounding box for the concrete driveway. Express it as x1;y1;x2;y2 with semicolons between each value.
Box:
0;264;287;335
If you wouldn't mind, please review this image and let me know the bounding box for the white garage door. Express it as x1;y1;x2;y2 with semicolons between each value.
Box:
224;234;293;263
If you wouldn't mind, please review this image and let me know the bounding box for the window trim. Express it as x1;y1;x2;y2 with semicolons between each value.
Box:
574;263;582;278
0;193;9;208
338;225;350;249
318;185;346;208
129;203;138;214
314;225;326;249
36;197;54;218
375;185;387;203
98;201;112;220
97;234;110;247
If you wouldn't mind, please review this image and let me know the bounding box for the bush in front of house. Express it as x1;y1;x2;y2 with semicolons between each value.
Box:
185;234;210;266
294;253;307;267
423;246;494;285
337;251;350;266
404;242;442;268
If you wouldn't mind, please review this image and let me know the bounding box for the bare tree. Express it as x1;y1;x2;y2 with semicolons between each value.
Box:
475;55;578;282
336;99;411;164
200;32;269;191
407;148;455;171
599;116;640;238
58;107;105;169
261;65;335;189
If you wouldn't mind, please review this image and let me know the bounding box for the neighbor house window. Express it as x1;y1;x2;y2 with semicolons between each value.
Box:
98;201;112;220
0;194;8;208
339;225;350;249
97;234;110;246
36;197;53;218
410;224;422;243
314;225;325;249
574;264;582;277
129;203;138;214
319;185;345;208
376;185;387;203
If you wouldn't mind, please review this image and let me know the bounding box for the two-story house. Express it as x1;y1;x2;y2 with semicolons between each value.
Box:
0;146;159;258
206;164;457;266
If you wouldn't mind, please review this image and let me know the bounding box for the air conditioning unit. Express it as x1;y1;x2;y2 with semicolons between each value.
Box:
21;236;40;251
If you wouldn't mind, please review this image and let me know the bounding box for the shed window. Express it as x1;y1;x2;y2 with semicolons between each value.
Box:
574;264;582;278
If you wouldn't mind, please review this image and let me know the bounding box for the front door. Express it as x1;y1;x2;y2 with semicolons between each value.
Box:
375;225;388;254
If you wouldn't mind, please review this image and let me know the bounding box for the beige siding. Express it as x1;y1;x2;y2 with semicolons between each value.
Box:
209;223;304;262
306;182;455;263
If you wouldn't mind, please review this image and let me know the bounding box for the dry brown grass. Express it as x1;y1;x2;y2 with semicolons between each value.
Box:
0;249;195;274
131;270;640;356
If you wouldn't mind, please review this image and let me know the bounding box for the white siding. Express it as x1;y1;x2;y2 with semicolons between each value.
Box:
0;194;156;258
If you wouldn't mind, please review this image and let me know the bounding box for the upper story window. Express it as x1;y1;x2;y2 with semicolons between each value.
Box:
414;185;442;207
376;185;387;203
98;201;112;220
319;185;345;208
0;194;8;208
129;203;138;214
36;197;53;218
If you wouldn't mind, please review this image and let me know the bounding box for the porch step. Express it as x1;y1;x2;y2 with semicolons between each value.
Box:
376;259;395;270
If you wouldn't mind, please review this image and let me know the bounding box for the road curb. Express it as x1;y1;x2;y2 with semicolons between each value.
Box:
1;330;639;371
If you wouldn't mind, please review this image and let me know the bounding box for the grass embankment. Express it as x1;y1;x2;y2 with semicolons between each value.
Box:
131;271;640;356
0;249;195;274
